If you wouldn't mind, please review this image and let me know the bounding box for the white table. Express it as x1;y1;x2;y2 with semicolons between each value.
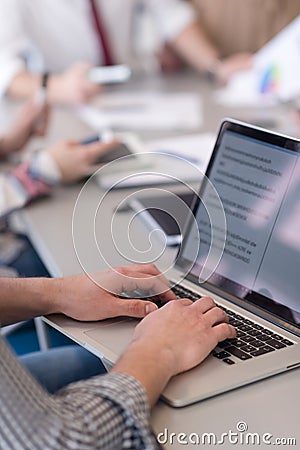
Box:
18;73;300;449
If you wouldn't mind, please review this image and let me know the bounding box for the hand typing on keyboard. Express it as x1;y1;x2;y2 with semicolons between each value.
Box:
212;308;293;364
168;284;294;365
128;295;236;380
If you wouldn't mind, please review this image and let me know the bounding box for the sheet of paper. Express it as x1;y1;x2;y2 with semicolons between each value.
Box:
77;91;202;131
145;132;215;169
215;15;300;107
96;133;215;189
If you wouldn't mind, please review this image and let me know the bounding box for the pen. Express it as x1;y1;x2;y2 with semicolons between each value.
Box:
81;129;115;145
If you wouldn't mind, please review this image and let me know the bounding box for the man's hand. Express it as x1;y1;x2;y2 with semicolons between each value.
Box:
0;264;235;409
47;138;119;183
48;62;101;104
112;296;235;406
215;52;253;85
133;297;235;375
0;98;49;156
53;264;177;320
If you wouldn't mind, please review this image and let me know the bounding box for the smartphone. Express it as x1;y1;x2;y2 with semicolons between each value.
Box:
129;192;194;246
87;65;131;84
81;132;152;178
81;135;133;164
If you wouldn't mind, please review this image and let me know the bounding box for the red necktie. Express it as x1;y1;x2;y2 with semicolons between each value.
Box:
89;0;114;66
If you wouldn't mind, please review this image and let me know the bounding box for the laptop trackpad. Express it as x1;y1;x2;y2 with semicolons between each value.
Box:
84;319;138;355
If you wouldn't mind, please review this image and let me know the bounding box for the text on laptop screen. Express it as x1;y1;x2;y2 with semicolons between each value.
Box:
181;127;300;327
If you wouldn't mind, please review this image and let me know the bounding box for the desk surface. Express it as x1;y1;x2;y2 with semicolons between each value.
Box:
19;73;299;449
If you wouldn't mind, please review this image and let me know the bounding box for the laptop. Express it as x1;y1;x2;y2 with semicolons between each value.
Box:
71;119;300;407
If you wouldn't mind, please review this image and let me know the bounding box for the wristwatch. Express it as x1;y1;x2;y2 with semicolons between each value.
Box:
42;72;50;90
36;72;50;104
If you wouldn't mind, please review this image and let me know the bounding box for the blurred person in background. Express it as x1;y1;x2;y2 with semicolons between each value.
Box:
190;0;300;57
161;0;300;81
0;97;117;278
0;0;254;105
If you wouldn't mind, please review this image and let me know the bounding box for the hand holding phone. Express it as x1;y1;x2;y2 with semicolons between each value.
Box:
81;131;148;167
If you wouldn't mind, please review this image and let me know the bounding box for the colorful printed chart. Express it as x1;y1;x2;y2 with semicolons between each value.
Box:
216;15;300;106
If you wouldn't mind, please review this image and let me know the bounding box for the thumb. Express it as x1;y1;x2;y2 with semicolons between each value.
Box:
116;298;158;318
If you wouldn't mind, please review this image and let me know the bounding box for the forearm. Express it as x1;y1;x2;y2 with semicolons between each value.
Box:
7;71;42;99
7;71;62;105
0;277;59;326
171;22;220;73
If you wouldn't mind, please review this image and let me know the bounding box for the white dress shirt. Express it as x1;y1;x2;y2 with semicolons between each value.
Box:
0;0;195;95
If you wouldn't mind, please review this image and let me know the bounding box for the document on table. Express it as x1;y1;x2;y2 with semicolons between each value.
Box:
145;132;215;170
77;91;202;131
95;133;215;189
215;15;300;107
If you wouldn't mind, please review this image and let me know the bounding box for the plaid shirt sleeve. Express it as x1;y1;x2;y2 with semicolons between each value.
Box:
0;336;160;450
0;150;61;219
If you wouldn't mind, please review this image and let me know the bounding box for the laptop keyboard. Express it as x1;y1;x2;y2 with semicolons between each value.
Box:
171;285;294;365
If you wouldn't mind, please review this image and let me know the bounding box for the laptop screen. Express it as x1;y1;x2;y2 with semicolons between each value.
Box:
178;121;300;329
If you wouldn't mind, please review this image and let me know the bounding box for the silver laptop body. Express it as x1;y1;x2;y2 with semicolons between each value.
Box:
77;120;300;407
